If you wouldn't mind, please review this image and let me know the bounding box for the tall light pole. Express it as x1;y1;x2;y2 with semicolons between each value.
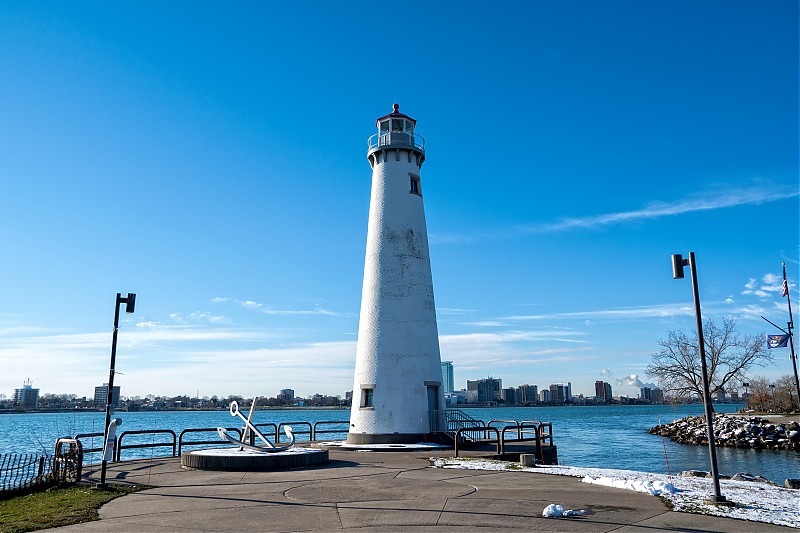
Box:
671;253;726;504
742;382;749;409
97;292;136;489
769;384;776;412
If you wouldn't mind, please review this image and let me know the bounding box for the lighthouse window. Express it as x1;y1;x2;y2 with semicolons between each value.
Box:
380;120;390;132
391;119;404;132
409;174;421;196
361;388;374;408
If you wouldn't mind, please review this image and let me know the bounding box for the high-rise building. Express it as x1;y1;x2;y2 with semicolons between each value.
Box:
94;383;121;408
640;386;663;403
441;361;454;394
595;380;613;402
501;387;516;404
278;389;295;402
539;389;551;403
13;379;39;410
549;383;566;403
466;377;502;403
517;384;538;404
349;105;443;444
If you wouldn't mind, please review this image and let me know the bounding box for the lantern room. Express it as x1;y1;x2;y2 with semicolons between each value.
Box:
368;103;425;154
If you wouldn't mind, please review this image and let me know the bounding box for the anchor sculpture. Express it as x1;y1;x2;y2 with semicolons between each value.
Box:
217;397;295;453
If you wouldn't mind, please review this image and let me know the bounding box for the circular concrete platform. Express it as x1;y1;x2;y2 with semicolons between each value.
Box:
181;447;329;471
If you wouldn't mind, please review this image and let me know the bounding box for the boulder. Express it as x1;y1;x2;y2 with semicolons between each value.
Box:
679;470;709;478
784;479;800;489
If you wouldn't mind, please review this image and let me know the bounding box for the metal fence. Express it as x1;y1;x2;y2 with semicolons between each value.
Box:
0;453;53;494
0;438;84;496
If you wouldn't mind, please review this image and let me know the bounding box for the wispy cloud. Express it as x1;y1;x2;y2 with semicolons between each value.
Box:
518;184;798;233
741;272;787;299
501;303;695;321
211;297;352;317
437;307;476;316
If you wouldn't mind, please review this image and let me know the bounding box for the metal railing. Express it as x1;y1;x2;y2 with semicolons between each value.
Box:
74;432;105;455
522;421;553;446
455;427;502;457
489;419;523;439
313;420;350;441
115;430;177;461
367;132;425;151
178;427;242;455
71;419;349;465
251;423;278;445
430;409;487;442
277;422;312;443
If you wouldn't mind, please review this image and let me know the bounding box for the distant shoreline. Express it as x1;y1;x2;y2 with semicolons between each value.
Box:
0;406;351;415
0;402;753;415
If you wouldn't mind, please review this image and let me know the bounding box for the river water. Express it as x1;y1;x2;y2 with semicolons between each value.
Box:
1;404;797;484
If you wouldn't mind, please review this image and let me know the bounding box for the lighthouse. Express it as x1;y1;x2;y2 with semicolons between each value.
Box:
348;105;444;444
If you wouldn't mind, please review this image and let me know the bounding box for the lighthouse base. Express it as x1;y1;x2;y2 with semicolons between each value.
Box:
347;432;427;445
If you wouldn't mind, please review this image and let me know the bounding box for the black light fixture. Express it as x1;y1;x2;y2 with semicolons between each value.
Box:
671;253;726;504
96;292;136;489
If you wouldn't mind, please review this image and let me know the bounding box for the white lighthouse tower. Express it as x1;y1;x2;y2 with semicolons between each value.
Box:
348;105;444;444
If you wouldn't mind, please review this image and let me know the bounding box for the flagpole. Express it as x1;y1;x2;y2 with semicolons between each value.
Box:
783;262;800;409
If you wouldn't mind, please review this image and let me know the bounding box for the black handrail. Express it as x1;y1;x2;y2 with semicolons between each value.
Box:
454;426;502;457
115;430;177;461
500;425;544;458
178;427;241;455
250;423;278;445
276;422;312;443
313;421;350;440
488;419;521;439
74;432;106;455
521;420;553;446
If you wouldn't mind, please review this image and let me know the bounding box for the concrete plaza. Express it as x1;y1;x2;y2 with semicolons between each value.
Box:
44;449;794;532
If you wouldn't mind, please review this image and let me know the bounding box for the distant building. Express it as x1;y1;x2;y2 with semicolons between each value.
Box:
517;384;538;404
549;383;567;403
539;389;550;402
441;361;454;394
501;387;516;404
566;382;572;401
466;377;502;403
640;386;664;403
13;379;39;410
278;388;295;402
595;380;613;402
94;383;121;408
445;390;468;405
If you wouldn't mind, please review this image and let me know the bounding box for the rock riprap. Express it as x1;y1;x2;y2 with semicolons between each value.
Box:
649;414;800;451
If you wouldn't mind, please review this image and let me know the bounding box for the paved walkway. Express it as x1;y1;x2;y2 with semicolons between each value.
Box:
46;449;794;532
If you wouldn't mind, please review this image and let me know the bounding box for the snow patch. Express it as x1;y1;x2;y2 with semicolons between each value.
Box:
431;458;799;528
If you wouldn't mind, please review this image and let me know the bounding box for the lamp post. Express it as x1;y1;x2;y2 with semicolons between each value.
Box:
769;384;776;412
742;382;749;409
97;292;136;489
671;252;726;504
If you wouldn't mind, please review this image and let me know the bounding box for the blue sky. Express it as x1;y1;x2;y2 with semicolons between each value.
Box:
1;1;797;400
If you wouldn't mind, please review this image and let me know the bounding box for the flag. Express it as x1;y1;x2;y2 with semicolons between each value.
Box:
766;334;790;349
782;277;789;297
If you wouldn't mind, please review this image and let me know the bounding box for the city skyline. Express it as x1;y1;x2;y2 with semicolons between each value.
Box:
1;2;797;400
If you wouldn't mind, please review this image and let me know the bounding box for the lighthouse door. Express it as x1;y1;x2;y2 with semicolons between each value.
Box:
426;385;441;432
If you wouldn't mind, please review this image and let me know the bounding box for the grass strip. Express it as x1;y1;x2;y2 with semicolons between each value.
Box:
0;483;147;533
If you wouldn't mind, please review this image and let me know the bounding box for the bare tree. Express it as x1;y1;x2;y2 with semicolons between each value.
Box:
647;317;772;400
773;375;798;412
746;375;772;411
